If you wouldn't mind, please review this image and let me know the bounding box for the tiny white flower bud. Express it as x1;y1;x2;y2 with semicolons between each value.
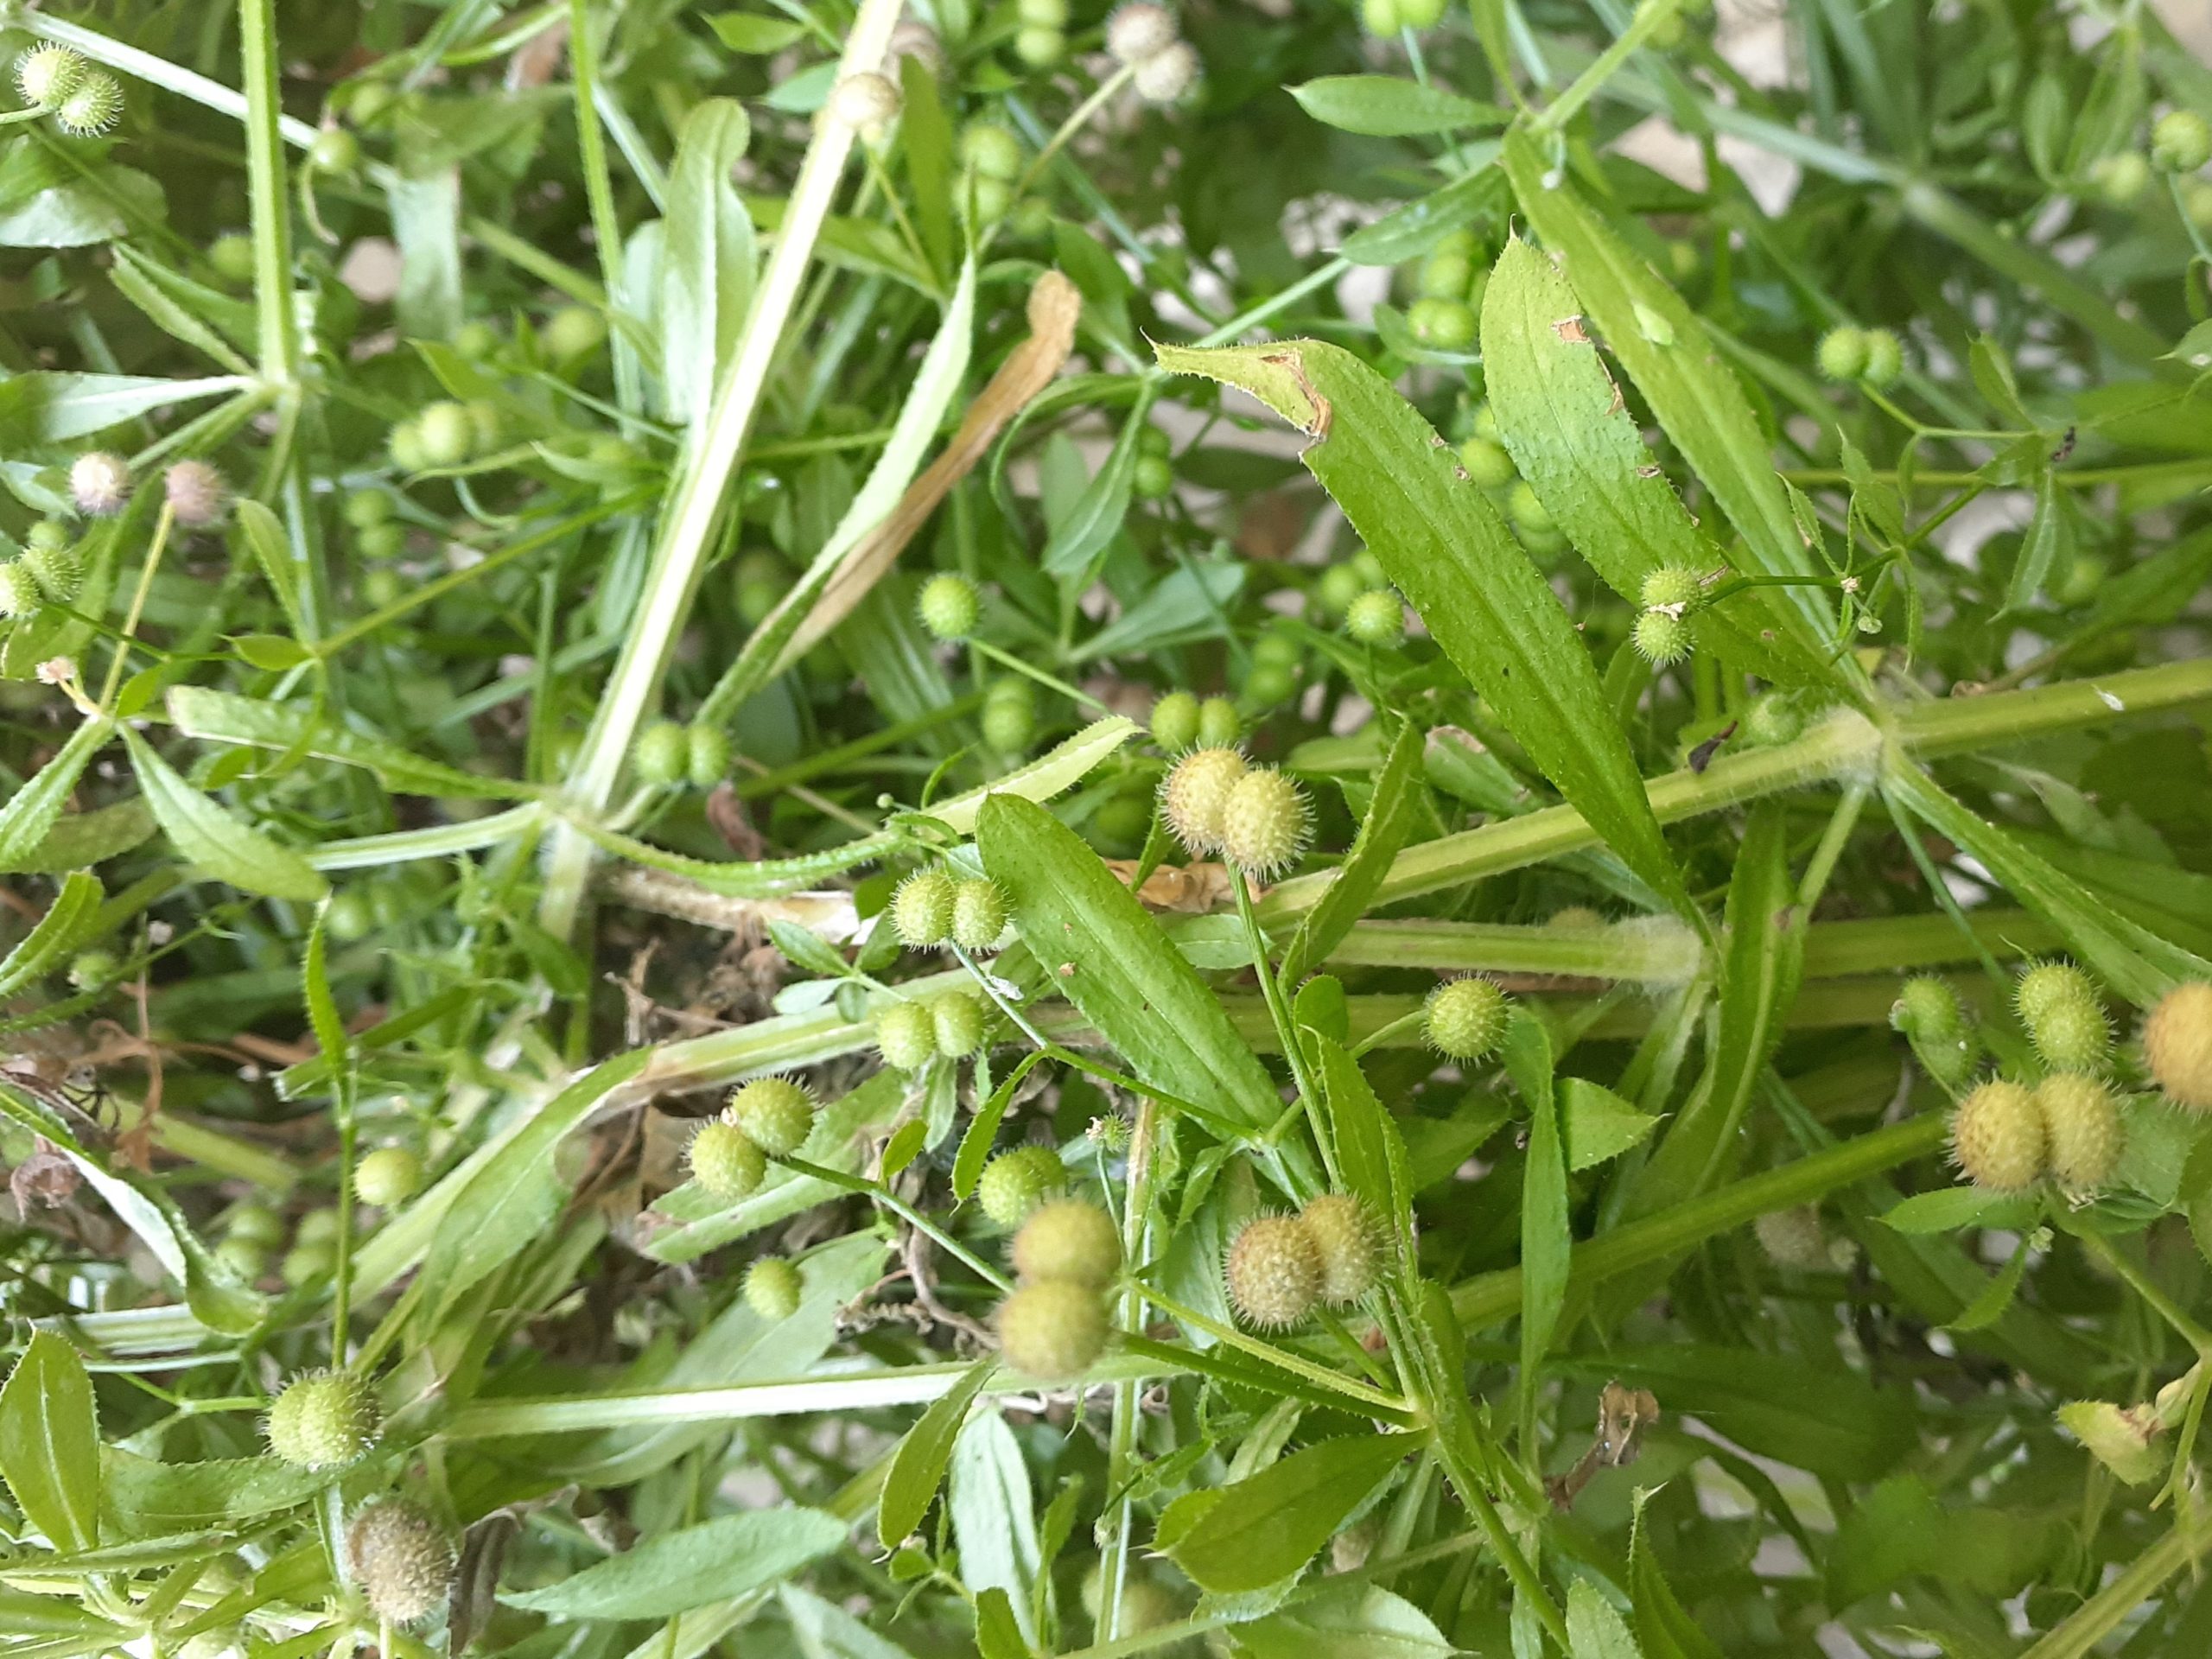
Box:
1130;40;1198;105
1107;3;1179;66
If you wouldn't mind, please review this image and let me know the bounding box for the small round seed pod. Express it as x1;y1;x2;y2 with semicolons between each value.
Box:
54;71;122;137
1426;977;1508;1061
962;122;1023;181
416;402;474;468
1506;481;1553;534
1753;1205;1833;1271
875;999;939;1071
690;1121;766;1200
163;461;229;528
226;1203;285;1249
1218;767;1310;878
2144;982;2212;1112
1418;249;1474;302
1951;1079;2045;1192
1345;590;1404;646
544;304;608;361
213;1236;266;1280
385;421;429;474
826;70;901;134
23;541;84;604
281;1241;334;1289
931;990;988;1058
996;1280;1109;1377
685;722;729;789
745;1256;804;1320
1014;25;1066;68
346;1499;455;1627
69;451;130;517
725;1077;816;1158
1858;327;1904;388
25;518;69;555
65;947;117;989
343;488;393;530
1815;326;1867;383
2015;962;2110;1074
1225;1214;1323;1328
1316;563;1366;617
265;1370;381;1470
1195;695;1241;749
918;572;979;641
981;677;1037;753
1632;608;1692;668
1300;1194;1379;1306
1740;693;1805;748
15;46;85;110
950;879;1009;952
891;870;957;949
977;1145;1067;1226
1150;690;1201;753
1891;975;1980;1089
2152;110;2212;174
1160;747;1249;856
1639;565;1702;610
1131;40;1198;103
634;720;689;786
2037;1073;2124;1192
310;127;361;173
1107;2;1179;64
1012;1198;1122;1287
1407;297;1476;352
1132;454;1173;500
353;1146;423;1208
0;562;41;620
1459;435;1516;489
296;1207;341;1246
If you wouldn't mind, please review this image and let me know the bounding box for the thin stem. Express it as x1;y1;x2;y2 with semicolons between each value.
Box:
968;638;1112;715
1232;871;1332;1187
781;1154;1014;1294
1096;1096;1159;1642
99;504;176;709
1137;1283;1414;1420
1011;65;1135;202
2076;1233;2212;1358
1529;0;1688;137
566;0;645;423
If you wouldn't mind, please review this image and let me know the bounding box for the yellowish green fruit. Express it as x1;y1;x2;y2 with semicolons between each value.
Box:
951;878;1009;951
1633;608;1692;668
891;870;957;948
996;1280;1109;1377
745;1256;804;1320
1218;767;1310;877
977;1145;1067;1226
1426;977;1508;1061
725;1077;816;1157
266;1370;380;1470
690;1121;766;1200
1225;1214;1323;1328
353;1146;422;1208
875;1000;939;1071
1195;696;1241;748
1011;1198;1121;1287
1150;690;1201;752
346;1499;455;1626
1951;1080;2045;1192
931;990;988;1058
1299;1194;1378;1306
918;573;980;641
2037;1073;2123;1191
2145;982;2212;1112
1160;747;1248;856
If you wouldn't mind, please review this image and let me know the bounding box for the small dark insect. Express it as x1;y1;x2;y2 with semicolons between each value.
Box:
1688;721;1738;772
2051;426;2076;464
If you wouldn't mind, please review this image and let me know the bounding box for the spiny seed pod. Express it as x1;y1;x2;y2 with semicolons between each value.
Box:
1892;975;1980;1088
2016;960;2093;1027
690;1120;766;1200
1859;327;1904;389
981;677;1036;753
745;1256;804;1320
1753;1205;1832;1271
1300;1194;1379;1306
875;1001;938;1071
22;541;83;604
1632;608;1692;668
54;71;122;137
353;1146;423;1208
951;878;1009;951
2037;1073;2123;1192
1345;589;1404;646
826;70;901;133
1225;1214;1323;1328
996;1280;1109;1377
1740;693;1805;748
1150;690;1200;752
2029;993;2112;1075
2144;982;2212;1112
891;870;957;948
961;122;1023;181
0;562;41;620
282;1241;334;1288
544;304;607;361
265;1370;381;1470
1014;25;1065;68
1195;695;1240;748
416;401;474;468
1951;1080;2045;1192
1639;565;1702;610
1160;746;1248;856
1012;1198;1122;1287
2152;110;2212;174
686;722;729;789
24;518;69;555
1219;767;1310;877
163;461;229;528
1408;297;1477;352
345;1499;455;1627
15;46;85;110
725;1077;816;1158
1107;2;1179;65
1131;40;1198;104
69;451;130;517
917;572;979;641
634;720;689;786
226;1203;285;1249
1426;977;1508;1061
977;1145;1067;1226
931;990;988;1058
1459;435;1516;488
1815;326;1867;383
310;127;361;173
66;948;117;988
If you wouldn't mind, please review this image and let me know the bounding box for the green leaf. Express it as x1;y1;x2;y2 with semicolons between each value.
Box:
0;372;244;444
107;250;253;372
99;1452;326;1537
1237;1583;1457;1657
168;686;528;800
227;632;314;671
978;793;1277;1133
975;1587;1031;1659
662;99;757;425
1069;561;1244;662
1281;719;1421;985
1500;131;1834;659
708;12;809;51
0;871;101;1001
1287;77;1508;137
1567;1580;1643;1659
1945;1231;2034;1332
0;1332;100;1552
954;1058;1038;1199
950;1411;1041;1642
502;1509;845;1618
878;1358;992;1549
388;168;464;340
1503;1013;1568;1433
1629;1489;1721;1659
10;798;156;875
768;918;853;981
0;718;112;876
1156;337;1692;918
1040;423;1138;579
922;716;1141;834
0;164;164;247
782;1584;923;1658
899;55;954;278
1879;1186;2039;1236
1166;1432;1426;1592
232;499;309;639
1342;168;1506;267
1308;1031;1416;1284
122;728;327;904
1559;1078;1660;1171
2005;468;2075;614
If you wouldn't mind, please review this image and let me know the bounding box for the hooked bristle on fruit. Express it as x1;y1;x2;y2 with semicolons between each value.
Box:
0;562;41;620
929;989;988;1058
69;451;130;517
162;461;229;527
1345;589;1404;645
917;572;979;641
345;1499;455;1627
995;1280;1109;1377
745;1256;804;1320
1425;976;1509;1061
1299;1193;1379;1306
689;1121;766;1201
2016;962;2110;1073
1638;565;1702;610
1160;746;1248;855
1950;1079;2045;1192
265;1370;380;1470
1011;1198;1121;1288
1632;608;1692;668
1217;766;1310;877
891;869;957;948
1815;326;1868;382
2036;1073;2123;1192
1225;1214;1323;1328
950;878;1009;951
724;1076;817;1157
53;71;122;137
977;1144;1067;1226
22;541;83;604
353;1146;423;1208
2144;982;2212;1112
1194;695;1241;748
874;999;939;1071
15;46;84;110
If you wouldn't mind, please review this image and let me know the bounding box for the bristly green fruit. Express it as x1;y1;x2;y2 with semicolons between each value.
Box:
690;1121;766;1200
1752;1205;1834;1271
24;539;84;603
1299;1194;1379;1306
2036;1073;2123;1192
745;1256;804;1320
1218;766;1310;877
265;1371;380;1470
1892;975;1980;1088
891;870;957;948
1407;298;1476;351
2088;151;2149;207
995;1280;1109;1377
282;1242;334;1289
346;1499;455;1627
54;71;122;137
1194;696;1241;748
15;46;85;110
2015;961;2110;1072
1011;1198;1121;1287
918;572;980;641
1951;1079;2045;1192
1639;565;1702;610
1505;481;1553;534
875;999;939;1071
725;1077;816;1157
2144;982;2212;1112
1160;747;1248;857
2151;110;2212;174
634;721;688;786
0;562;40;620
981;677;1036;753
353;1146;423;1208
950;878;1008;951
1224;1214;1322;1328
1426;977;1508;1060
1459;435;1516;488
1816;326;1868;382
415;401;475;467
977;1145;1067;1226
686;722;729;789
544;303;608;360
1740;693;1806;747
1345;589;1403;645
961;122;1022;181
1859;327;1905;388
930;990;988;1058
1632;608;1692;668
1149;690;1201;752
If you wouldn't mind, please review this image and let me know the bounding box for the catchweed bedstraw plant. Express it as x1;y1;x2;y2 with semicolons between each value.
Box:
3;0;2212;1653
